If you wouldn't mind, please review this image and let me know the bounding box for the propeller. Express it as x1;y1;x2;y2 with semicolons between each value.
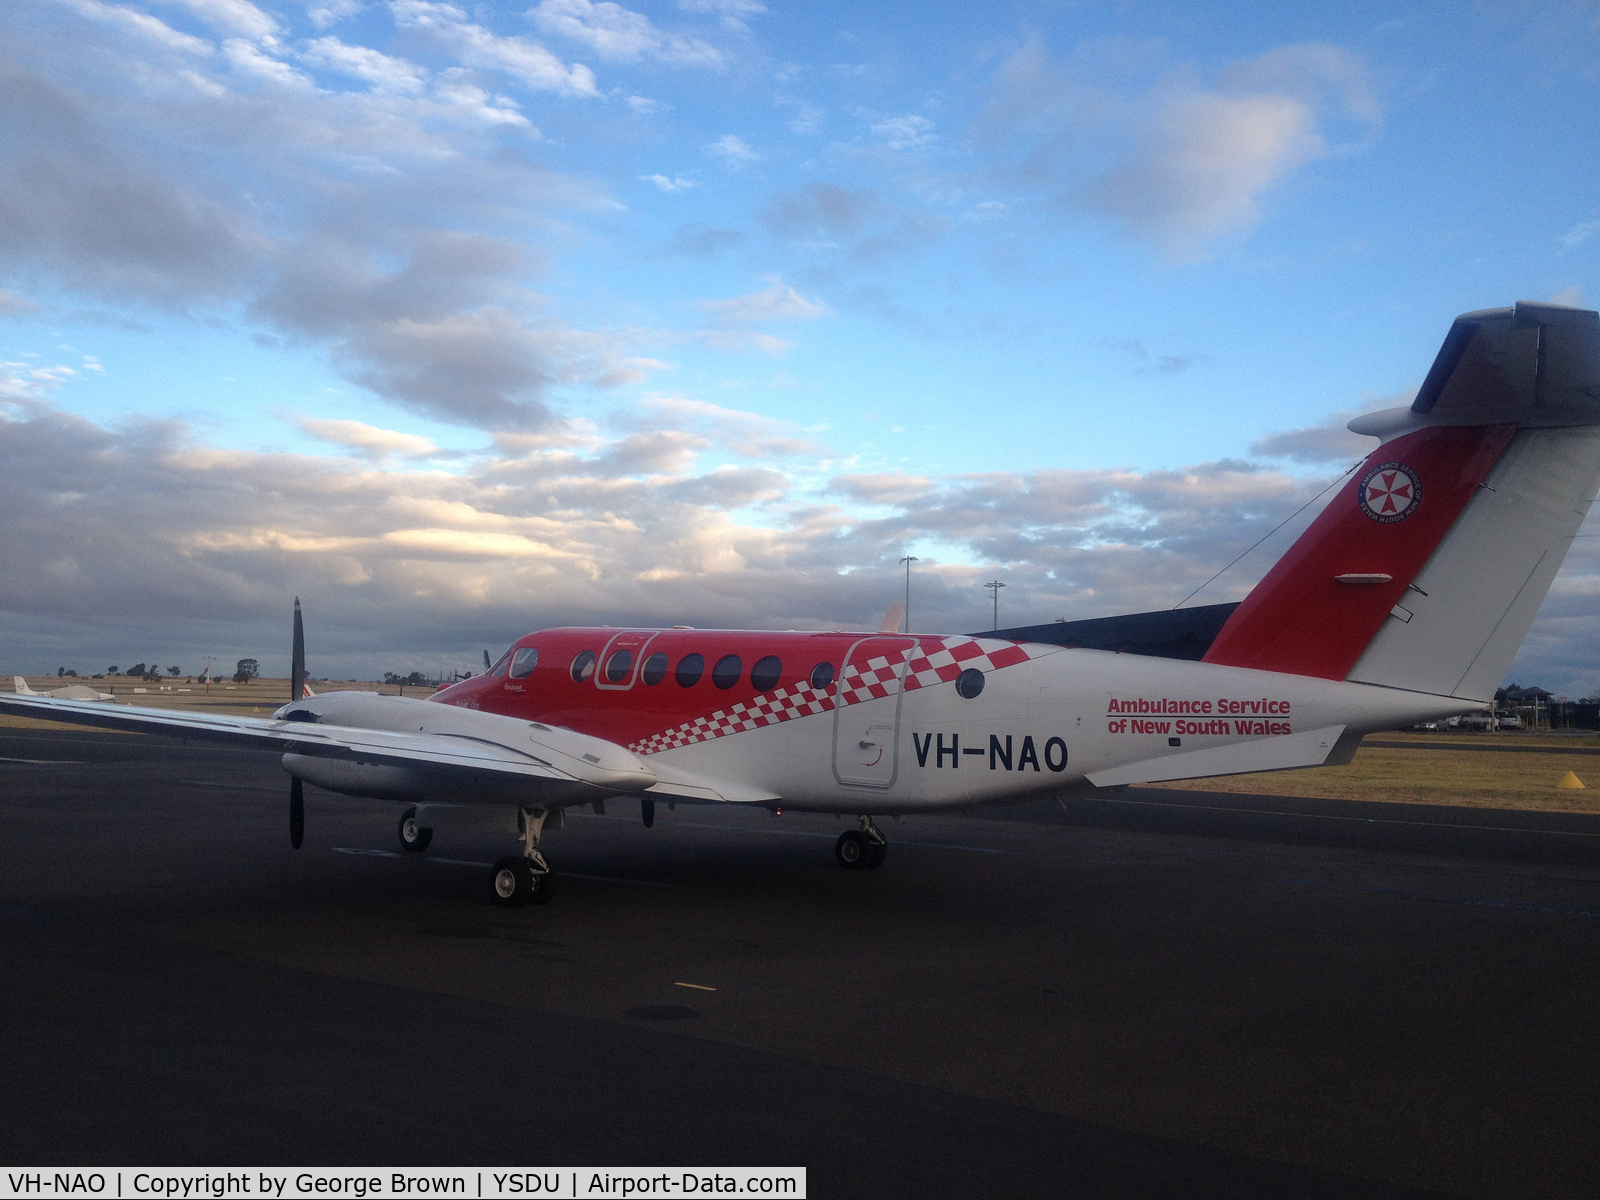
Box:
290;777;304;849
483;649;492;672
289;597;307;849
642;798;655;828
291;596;307;703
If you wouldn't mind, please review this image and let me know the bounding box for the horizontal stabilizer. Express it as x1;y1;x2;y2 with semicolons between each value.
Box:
1086;724;1350;787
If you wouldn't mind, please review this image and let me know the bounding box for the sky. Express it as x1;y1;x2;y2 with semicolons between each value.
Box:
2;0;1600;690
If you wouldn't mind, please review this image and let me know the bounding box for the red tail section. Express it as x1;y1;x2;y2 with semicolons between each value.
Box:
1202;423;1517;679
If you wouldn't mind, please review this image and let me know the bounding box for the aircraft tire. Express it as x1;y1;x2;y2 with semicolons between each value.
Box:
490;856;531;906
835;830;868;869
867;841;887;869
398;807;432;852
529;865;558;905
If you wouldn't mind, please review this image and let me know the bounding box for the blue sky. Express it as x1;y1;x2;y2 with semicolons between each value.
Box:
3;0;1600;689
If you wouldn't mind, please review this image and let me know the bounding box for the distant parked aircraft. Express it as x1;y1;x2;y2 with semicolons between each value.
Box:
12;676;118;702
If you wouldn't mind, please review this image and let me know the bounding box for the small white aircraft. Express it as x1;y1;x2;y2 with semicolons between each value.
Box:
4;301;1598;906
12;676;118;702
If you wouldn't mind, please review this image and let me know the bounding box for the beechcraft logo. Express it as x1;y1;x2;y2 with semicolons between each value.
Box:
1358;462;1422;523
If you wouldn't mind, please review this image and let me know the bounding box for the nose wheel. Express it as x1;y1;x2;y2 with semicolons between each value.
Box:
836;816;888;870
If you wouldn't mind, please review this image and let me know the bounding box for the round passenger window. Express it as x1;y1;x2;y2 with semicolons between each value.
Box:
604;648;632;684
955;667;985;699
569;650;597;683
509;646;538;679
712;654;743;690
750;655;782;692
675;653;705;687
810;661;835;690
641;652;668;686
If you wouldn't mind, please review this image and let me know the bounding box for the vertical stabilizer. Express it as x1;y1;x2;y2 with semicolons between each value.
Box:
1205;302;1600;693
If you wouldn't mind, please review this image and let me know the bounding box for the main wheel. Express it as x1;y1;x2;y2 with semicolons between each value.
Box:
528;865;559;905
835;829;869;869
398;807;432;852
489;856;531;906
867;840;887;869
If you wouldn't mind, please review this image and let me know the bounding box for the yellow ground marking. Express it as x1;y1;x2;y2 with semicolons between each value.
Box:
674;982;717;991
1557;770;1586;789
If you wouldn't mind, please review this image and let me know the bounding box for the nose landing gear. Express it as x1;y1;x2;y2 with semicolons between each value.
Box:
835;815;888;870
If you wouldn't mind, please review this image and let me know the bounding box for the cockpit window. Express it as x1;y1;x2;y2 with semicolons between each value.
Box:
490;652;512;678
569;650;597;683
509;647;539;679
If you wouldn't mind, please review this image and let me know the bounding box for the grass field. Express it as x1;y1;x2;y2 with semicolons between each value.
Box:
8;676;1600;813
1146;730;1600;812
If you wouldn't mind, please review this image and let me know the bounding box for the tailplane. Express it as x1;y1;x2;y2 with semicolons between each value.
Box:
1204;302;1600;700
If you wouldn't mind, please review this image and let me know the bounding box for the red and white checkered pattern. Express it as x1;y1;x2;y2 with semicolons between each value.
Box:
628;637;1043;756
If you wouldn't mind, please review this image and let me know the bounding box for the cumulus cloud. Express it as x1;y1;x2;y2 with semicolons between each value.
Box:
640;173;696;192
390;0;600;97
529;0;723;67
4;398;1594;691
979;40;1381;260
297;417;442;460
705;132;759;167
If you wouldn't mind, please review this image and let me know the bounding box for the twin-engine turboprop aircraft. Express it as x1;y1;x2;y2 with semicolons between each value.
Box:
6;301;1600;906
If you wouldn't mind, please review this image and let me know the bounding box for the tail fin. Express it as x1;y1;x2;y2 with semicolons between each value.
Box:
13;676;36;695
1205;302;1600;699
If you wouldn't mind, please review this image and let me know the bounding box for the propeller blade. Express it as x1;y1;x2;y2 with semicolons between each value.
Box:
291;597;307;702
290;777;304;849
642;798;655;828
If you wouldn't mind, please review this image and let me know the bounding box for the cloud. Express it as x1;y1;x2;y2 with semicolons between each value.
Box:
762;183;876;240
1247;399;1409;464
4;398;1595;691
302;36;427;93
157;0;281;44
676;0;765;31
705;132;759;167
1102;338;1211;376
0;291;44;316
1078;90;1324;260
695;279;830;323
980;40;1382;260
308;1;363;29
870;113;936;151
389;0;600;97
658;224;745;257
529;0;723;68
297;417;442;459
640;173;696;192
56;0;214;55
1560;220;1600;248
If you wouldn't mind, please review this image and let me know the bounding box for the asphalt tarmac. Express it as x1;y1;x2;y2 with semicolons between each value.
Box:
3;724;1600;1199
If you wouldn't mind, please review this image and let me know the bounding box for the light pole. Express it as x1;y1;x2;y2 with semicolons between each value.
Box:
899;555;917;633
984;579;1005;630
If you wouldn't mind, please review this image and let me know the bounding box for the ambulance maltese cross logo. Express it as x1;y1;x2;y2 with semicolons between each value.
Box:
1358;462;1422;523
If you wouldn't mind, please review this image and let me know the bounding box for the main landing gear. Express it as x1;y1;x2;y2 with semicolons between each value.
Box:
836;816;888;870
490;805;558;907
398;806;432;852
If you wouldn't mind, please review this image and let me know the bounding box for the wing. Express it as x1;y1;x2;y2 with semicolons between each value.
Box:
0;691;655;804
